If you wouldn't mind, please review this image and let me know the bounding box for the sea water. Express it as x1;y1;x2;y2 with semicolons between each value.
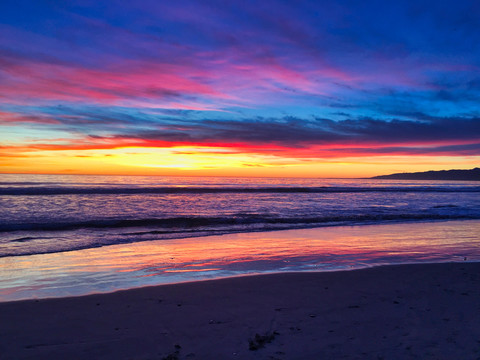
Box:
1;174;479;257
0;174;479;300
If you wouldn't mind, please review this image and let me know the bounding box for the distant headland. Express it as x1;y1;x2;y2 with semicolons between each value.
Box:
371;167;480;181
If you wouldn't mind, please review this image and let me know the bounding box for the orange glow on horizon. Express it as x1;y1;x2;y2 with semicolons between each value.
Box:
1;143;478;178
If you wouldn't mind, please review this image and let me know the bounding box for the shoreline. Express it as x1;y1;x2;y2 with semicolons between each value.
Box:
2;258;479;304
1;219;480;302
1;261;479;359
3;217;477;259
1;258;477;304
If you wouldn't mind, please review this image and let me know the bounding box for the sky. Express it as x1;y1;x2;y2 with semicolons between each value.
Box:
1;0;479;177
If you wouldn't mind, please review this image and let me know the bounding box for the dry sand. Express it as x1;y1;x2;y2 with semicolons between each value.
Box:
1;262;479;359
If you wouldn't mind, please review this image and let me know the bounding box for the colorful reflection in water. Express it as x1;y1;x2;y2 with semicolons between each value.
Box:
1;220;479;301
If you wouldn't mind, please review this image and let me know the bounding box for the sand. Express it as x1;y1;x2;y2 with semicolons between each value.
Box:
1;262;479;359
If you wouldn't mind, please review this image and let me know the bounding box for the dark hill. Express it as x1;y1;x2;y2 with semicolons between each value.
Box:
371;167;480;181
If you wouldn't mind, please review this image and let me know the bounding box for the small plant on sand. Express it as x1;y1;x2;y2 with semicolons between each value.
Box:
248;332;277;350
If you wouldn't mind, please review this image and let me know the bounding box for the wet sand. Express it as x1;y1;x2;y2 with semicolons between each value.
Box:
2;219;480;302
1;261;479;359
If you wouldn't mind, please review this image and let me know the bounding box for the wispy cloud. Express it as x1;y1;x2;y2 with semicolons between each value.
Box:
1;0;479;173
3;108;479;158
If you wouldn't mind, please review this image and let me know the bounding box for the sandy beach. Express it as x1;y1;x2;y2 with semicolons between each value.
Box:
1;261;479;359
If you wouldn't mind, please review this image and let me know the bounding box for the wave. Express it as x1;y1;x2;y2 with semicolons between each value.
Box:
2;213;479;233
1;185;480;196
9;236;54;243
2;215;479;258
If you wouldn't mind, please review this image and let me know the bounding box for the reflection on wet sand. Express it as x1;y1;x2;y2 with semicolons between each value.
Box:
1;220;479;301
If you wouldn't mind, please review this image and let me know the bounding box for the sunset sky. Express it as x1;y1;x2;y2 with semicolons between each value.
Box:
1;0;479;177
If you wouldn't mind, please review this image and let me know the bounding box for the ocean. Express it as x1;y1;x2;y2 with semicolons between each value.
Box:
1;174;480;257
1;174;480;300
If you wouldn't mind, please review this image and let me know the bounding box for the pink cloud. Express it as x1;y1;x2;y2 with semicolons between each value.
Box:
0;60;227;105
1;41;469;112
0;45;358;108
0;111;60;125
3;130;477;160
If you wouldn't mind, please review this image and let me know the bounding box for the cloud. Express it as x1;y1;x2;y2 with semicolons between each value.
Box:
114;115;480;148
3;107;479;158
0;59;227;106
1;0;480;168
4;1;478;111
